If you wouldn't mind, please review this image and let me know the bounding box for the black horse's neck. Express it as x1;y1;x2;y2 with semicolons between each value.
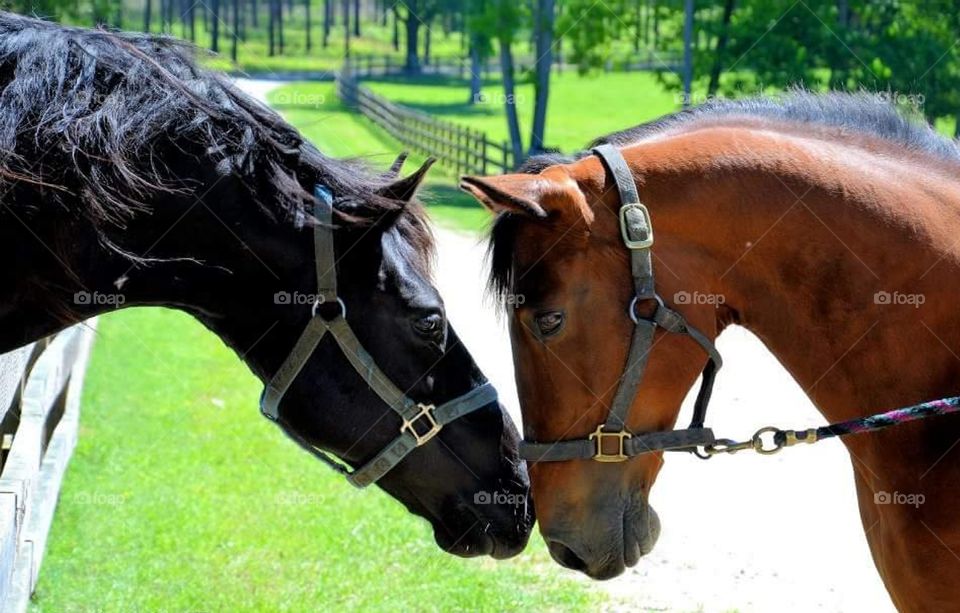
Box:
0;161;317;383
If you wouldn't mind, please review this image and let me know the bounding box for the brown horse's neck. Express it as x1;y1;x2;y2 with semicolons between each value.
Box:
632;124;960;434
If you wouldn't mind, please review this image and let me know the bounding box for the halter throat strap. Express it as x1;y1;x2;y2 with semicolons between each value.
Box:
519;144;721;463
259;185;497;487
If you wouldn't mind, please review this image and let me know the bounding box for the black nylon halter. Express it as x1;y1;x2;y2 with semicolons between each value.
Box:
519;144;720;463
260;185;497;487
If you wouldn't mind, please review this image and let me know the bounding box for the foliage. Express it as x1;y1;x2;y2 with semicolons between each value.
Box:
654;0;960;129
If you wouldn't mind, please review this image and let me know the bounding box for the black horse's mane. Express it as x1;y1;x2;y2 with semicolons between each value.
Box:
491;91;959;303
0;12;432;260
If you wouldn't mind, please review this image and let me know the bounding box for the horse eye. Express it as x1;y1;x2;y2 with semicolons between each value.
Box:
413;313;444;338
535;311;564;337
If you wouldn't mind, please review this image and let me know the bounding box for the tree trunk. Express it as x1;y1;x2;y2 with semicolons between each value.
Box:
323;0;331;47
353;0;360;35
277;0;285;54
468;40;481;104
211;0;220;52
268;0;275;55
529;0;554;154
342;0;351;58
652;0;659;48
305;0;312;51
837;0;849;26
188;1;196;40
404;10;420;73
392;6;399;50
706;0;734;96
633;0;641;53
251;0;258;27
424;23;431;65
681;0;693;106
144;0;152;31
499;39;523;164
231;0;240;61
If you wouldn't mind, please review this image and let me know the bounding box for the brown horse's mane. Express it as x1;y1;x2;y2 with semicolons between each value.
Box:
488;91;960;304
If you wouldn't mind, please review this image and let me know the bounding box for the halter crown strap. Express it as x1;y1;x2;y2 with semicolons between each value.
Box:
518;145;722;463
593;143;655;300
259;184;498;487
313;185;338;304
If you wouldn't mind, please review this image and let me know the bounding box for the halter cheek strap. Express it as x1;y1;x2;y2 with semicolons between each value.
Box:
519;144;719;463
260;185;497;488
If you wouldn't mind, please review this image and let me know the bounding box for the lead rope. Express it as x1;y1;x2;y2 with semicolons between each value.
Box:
706;395;960;456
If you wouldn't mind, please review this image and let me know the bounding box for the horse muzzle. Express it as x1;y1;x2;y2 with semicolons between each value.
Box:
542;500;660;580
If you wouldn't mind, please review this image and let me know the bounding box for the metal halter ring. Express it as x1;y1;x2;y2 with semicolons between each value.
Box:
313;296;347;320
629;294;665;325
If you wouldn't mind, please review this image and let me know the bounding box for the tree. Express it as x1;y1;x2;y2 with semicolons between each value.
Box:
681;0;693;105
305;0;312;51
342;0;351;57
231;0;240;61
529;0;555;153
394;0;441;73
210;0;220;52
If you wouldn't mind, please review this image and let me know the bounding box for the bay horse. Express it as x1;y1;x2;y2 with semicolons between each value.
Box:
0;13;531;559
461;92;960;610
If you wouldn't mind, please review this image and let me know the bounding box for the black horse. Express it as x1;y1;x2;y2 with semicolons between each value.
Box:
0;13;531;558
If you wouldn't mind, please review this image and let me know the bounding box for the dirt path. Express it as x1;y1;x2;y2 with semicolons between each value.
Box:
237;78;894;613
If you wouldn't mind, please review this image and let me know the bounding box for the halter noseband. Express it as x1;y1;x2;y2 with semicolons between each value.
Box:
260;185;497;488
519;144;720;463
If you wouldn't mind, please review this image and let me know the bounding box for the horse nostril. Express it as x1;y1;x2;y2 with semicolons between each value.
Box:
547;540;588;572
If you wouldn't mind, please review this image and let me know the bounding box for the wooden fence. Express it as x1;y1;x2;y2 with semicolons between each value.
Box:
0;323;96;612
345;51;683;80
336;70;516;176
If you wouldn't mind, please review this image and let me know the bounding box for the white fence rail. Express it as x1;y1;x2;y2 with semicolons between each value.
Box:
0;323;96;612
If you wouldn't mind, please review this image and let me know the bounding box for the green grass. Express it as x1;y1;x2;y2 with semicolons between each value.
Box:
32;308;592;611
267;73;680;232
364;71;680;152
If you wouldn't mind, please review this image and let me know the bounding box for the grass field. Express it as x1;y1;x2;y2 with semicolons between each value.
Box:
268;81;494;231
32;308;592;611
364;71;680;152
267;72;681;231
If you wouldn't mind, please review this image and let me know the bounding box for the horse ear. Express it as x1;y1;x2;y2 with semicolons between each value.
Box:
377;157;435;202
384;152;409;179
459;175;550;218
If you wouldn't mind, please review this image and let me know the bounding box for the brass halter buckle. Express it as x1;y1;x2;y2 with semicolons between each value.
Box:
589;425;632;462
401;403;441;446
